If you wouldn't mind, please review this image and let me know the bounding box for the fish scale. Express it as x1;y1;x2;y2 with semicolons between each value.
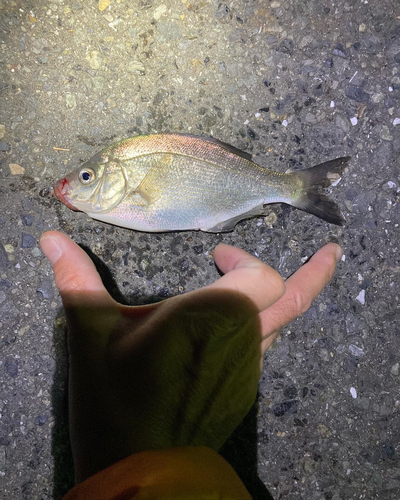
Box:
102;153;270;231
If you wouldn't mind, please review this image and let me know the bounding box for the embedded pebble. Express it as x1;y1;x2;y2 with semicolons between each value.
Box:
36;280;54;300
20;214;34;226
103;13;113;22
264;212;277;227
0;142;10;151
18;325;29;337
345;86;370;102
0;291;6;304
66;93;77;109
302;456;316;473
273;400;298;416
356;290;365;305
335;113;350;133
379;125;393;141
35;415;48;426
388;181;396;188
391;363;400;376
305;113;317;124
393;118;400;126
350;387;357;399
372;92;384;103
71;2;83;12
9;163;25;175
98;0;110;11
276;39;294;55
349;344;365;357
31;248;42;257
22;198;34;211
153;4;167;20
350;117;358;126
0;278;11;290
86;50;102;70
140;259;149;270
5;359;18;378
317;424;332;438
333;44;346;58
215;3;229;19
0;124;5;139
21;233;36;248
283;384;298;399
83;75;106;92
128;60;146;75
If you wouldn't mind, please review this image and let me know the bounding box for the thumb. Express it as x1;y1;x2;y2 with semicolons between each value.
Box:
40;231;114;308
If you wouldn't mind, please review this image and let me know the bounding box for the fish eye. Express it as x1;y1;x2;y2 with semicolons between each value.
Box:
79;168;96;184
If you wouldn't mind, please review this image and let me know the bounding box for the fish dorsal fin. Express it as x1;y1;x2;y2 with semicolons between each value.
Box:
181;134;253;162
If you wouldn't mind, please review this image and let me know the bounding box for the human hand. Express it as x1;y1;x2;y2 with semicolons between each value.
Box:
40;231;341;482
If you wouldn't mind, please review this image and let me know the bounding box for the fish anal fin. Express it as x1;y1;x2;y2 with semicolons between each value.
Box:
205;204;265;233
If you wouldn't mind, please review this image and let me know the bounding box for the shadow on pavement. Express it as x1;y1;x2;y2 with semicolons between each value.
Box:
51;245;273;499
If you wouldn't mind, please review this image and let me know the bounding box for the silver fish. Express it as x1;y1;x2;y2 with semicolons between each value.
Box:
53;133;349;232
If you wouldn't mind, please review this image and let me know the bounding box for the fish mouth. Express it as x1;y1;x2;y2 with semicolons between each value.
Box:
53;178;79;211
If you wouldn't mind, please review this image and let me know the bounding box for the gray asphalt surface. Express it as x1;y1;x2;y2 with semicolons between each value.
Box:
1;1;400;499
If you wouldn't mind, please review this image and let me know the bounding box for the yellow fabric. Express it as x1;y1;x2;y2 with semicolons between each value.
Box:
63;446;251;500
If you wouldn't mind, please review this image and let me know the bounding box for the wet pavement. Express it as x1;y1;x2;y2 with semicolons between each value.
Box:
1;1;400;499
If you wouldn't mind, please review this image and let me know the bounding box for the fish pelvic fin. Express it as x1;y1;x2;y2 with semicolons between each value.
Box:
290;156;350;225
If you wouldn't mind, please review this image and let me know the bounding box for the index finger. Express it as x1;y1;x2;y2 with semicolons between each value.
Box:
208;244;286;312
260;243;342;350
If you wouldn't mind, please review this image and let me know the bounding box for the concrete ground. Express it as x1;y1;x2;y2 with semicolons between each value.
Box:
1;0;400;498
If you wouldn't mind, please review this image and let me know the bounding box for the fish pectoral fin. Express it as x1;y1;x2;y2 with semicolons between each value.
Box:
126;189;153;208
130;155;174;206
204;204;265;233
134;186;152;205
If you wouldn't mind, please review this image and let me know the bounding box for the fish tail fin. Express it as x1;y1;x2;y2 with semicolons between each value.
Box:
290;156;350;225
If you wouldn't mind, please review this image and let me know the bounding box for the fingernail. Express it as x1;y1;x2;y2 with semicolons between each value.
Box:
335;245;343;263
40;235;62;265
